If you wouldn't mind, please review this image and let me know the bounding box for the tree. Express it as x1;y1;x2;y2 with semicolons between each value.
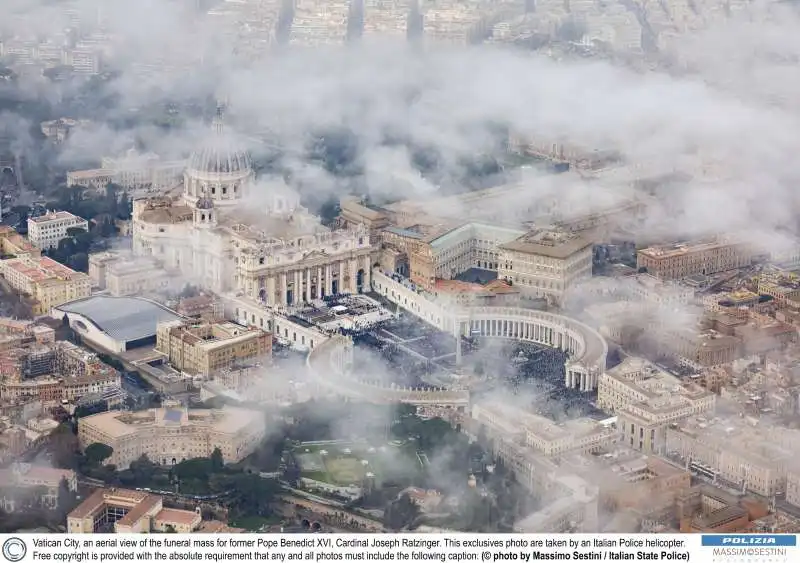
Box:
65;226;87;238
68;252;89;272
174;457;213;482
210;447;224;472
56;477;78;521
129;455;158;486
117;191;131;220
84;443;114;466
228;474;279;518
48;422;81;469
383;493;419;530
10;205;30;222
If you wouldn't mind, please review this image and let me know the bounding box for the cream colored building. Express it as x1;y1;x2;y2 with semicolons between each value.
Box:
27;211;89;250
77;402;266;469
637;237;755;281
472;401;618;458
0;256;91;315
156;319;272;377
787;470;800;508
381;221;524;290
598;357;715;454
67;149;185;194
132;111;374;304
67;488;201;533
0;225;41;258
666;417;800;497
88;252;172;295
497;229;593;306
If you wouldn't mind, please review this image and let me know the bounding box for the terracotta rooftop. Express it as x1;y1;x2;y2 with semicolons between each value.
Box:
154;508;200;527
67;487;153;521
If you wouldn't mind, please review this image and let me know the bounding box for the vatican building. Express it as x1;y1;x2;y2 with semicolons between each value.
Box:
132;110;374;305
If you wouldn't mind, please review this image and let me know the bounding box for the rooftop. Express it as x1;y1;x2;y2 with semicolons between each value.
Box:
638;237;743;259
53;296;184;343
78;405;263;439
29;210;86;224
3;256;87;284
500;229;592;258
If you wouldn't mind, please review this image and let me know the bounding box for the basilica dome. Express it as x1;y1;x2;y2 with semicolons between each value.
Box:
186;106;253;177
188;143;252;175
183;105;255;207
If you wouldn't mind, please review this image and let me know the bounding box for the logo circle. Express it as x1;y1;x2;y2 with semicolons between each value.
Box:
2;538;26;562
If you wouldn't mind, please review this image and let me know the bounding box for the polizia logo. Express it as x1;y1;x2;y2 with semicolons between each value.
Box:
722;537;776;545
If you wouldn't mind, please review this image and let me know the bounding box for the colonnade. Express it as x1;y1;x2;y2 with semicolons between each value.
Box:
251;256;372;306
455;308;605;392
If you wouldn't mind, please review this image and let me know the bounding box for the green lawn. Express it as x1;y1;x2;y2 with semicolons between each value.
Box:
228;515;277;531
291;441;422;487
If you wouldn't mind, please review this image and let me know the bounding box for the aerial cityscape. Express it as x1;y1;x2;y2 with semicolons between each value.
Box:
0;0;799;537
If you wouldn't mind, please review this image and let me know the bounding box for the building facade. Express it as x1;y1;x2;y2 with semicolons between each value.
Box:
498;229;593;306
637;238;755;281
88;252;172;296
27;211;89;250
132;110;374;304
67;488;202;533
0;256;91;315
597;357;715;454
77;402;266;469
665;418;798;497
67;149;185;194
155;319;272;377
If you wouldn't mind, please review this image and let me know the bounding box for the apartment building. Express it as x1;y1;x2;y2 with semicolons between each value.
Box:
472;401;618;458
665;417;799;497
156;320;272;378
636;237;755;281
67;488;201;533
27;211;89;250
77;403;266;469
421;0;489;45
598;357;715;454
0;463;77;512
289;0;351;46
787;470;800;508
0;256;91;315
363;0;412;39
0;226;41;258
497;229;593;306
40;118;90;144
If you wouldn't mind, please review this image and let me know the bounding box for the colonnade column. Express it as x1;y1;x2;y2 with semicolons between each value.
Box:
325;264;333;296
363;255;372;290
317;266;323;298
349;259;358;293
267;276;276;306
280;272;288;306
294;270;302;304
338;261;345;295
306;269;312;302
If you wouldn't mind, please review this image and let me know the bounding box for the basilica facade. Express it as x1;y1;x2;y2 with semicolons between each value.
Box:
132;113;374;306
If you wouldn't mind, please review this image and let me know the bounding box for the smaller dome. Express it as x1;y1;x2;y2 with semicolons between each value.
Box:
196;195;214;210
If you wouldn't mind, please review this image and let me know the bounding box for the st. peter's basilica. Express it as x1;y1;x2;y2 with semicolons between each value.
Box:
132;109;374;306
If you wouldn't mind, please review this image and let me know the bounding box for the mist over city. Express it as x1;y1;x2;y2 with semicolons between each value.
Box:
0;0;799;538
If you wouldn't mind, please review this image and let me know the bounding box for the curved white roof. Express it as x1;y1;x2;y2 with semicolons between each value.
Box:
54;296;184;343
